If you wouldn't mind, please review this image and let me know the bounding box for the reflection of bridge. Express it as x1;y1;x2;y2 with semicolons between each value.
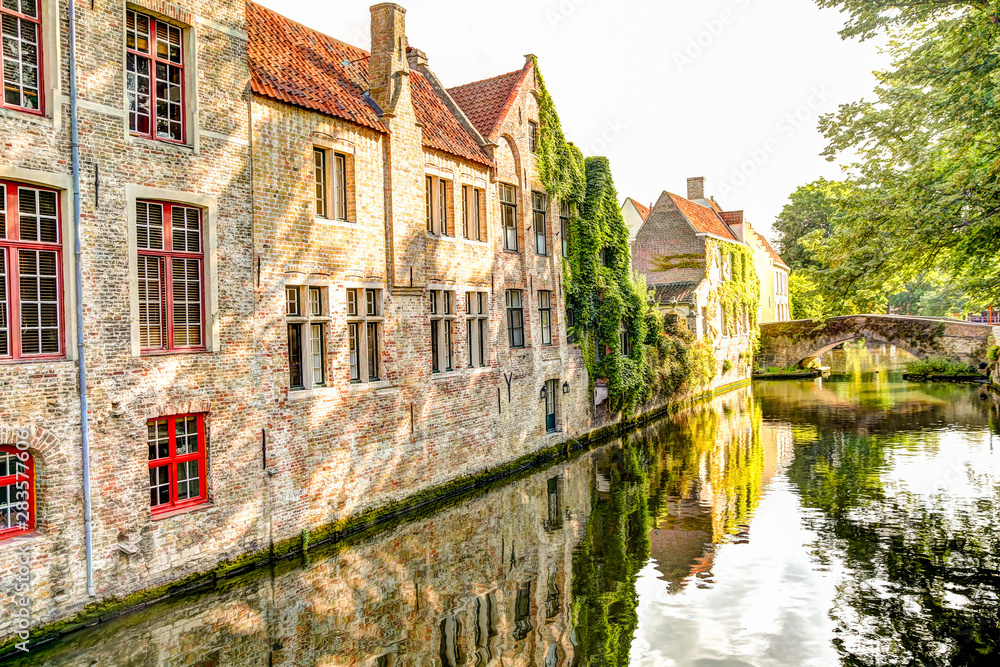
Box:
758;314;998;369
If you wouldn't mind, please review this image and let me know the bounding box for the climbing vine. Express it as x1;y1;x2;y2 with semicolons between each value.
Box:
703;239;761;364
651;253;706;272
534;57;730;414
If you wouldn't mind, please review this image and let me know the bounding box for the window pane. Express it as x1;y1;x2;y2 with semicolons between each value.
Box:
136;201;164;250
138;255;164;348
171;258;202;347
288;323;303;389
334;154;347;220
431;320;439;372
438;180;448;235
478;319;487;367
314;148;326;217
286;287;300;315
348;322;359;381
366;289;379;316
346;289;357;316
311;323;325;385
366;323;379;380
426;176;434;232
467;318;473;368
176;460;199;501
18;187;58;243
309;287;322;316
149;465;170;507
18;249;59;355
175;416;199;455
0;249;6;356
1;10;40;110
444;321;452;370
171;206;200;253
147;419;169;460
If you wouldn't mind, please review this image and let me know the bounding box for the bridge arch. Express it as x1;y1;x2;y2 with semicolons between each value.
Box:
758;315;996;370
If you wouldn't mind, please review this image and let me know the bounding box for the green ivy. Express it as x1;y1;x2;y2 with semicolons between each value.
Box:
534;57;730;414
703;238;762;360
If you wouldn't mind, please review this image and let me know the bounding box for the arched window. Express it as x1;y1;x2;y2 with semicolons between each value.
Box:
0;446;35;539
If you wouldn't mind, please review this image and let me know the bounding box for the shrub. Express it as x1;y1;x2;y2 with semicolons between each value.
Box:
722;359;734;374
905;357;977;376
987;346;999;363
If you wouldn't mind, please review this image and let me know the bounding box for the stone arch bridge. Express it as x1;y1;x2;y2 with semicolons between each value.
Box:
758;315;998;369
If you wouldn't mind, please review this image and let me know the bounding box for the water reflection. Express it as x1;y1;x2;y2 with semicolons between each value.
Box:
9;380;1000;666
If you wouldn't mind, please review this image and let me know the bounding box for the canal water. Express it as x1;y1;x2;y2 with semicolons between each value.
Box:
8;371;1000;666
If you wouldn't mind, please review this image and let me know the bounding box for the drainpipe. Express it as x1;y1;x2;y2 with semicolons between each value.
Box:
68;0;95;598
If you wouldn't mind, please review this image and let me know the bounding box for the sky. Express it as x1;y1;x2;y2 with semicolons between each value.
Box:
254;0;890;242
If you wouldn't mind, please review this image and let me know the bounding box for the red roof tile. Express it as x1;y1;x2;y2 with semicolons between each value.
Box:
627;198;651;221
247;2;492;167
447;65;531;141
667;193;741;242
410;71;493;166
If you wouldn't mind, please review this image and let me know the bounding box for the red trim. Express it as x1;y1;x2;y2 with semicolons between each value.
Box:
138;201;206;354
126;10;187;144
0;1;45;117
0;445;35;540
0;180;65;362
148;413;208;515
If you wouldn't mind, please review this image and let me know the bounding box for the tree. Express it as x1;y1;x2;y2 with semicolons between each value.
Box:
808;0;1000;309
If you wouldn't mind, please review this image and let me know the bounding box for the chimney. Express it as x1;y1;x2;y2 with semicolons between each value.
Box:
406;47;427;69
687;177;706;201
369;3;409;112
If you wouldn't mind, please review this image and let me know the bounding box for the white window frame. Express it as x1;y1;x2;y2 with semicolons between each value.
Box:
126;184;218;356
347;284;384;383
465;290;489;368
430;289;456;373
425;174;451;236
314;146;348;221
285;283;330;392
0;165;76;359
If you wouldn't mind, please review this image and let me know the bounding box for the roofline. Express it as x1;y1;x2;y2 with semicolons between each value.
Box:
414;62;491;150
695;232;747;245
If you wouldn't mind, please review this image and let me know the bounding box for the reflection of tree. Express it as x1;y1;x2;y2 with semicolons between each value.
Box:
787;429;1000;665
570;444;651;667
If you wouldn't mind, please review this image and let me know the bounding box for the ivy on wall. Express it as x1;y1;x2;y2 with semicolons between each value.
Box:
651;253;706;272
534;58;733;414
703;239;762;361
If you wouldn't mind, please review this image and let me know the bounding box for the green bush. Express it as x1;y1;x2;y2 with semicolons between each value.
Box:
987;346;999;363
722;359;734;374
905;357;977;376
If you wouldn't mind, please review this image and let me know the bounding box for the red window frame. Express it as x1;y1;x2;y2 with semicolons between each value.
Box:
0;180;65;361
148;413;208;515
126;8;186;144
0;446;35;540
137;200;205;354
0;0;45;116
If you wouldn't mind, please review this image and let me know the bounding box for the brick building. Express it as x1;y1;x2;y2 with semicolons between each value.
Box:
627;177;756;385
0;0;609;643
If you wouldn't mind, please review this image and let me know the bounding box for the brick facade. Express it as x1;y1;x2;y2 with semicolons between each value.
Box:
0;0;626;645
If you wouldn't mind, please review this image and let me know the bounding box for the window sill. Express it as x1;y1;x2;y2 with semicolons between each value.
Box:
288;386;337;401
459;238;488;247
544;430;564;439
151;502;214;521
314;217;357;229
502;249;521;254
128;134;196;154
0;357;72;366
0;105;52;126
141;348;210;358
347;380;393;392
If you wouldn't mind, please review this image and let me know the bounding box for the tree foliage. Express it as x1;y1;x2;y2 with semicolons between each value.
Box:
793;0;1000;310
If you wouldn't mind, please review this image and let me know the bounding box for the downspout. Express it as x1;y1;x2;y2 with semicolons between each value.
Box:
68;0;95;597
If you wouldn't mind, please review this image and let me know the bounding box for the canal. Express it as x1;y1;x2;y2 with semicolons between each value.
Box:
8;371;1000;666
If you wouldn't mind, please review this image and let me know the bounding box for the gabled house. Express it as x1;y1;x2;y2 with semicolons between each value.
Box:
621;197;651;244
628;177;756;383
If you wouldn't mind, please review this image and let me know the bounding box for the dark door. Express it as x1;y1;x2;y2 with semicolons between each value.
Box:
545;379;557;432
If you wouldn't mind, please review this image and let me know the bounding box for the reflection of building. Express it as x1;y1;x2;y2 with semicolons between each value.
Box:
644;388;765;593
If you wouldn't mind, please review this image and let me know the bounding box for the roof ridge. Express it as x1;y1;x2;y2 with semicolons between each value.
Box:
447;67;526;93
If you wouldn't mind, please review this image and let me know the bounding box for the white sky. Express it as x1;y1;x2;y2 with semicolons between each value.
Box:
254;0;890;240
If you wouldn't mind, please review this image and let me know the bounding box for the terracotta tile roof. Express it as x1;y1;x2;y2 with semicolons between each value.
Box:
627;198;651;221
653;281;699;305
447;65;531;141
719;211;743;227
247;1;385;133
667;193;741;242
247;2;492;167
410;71;493;166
